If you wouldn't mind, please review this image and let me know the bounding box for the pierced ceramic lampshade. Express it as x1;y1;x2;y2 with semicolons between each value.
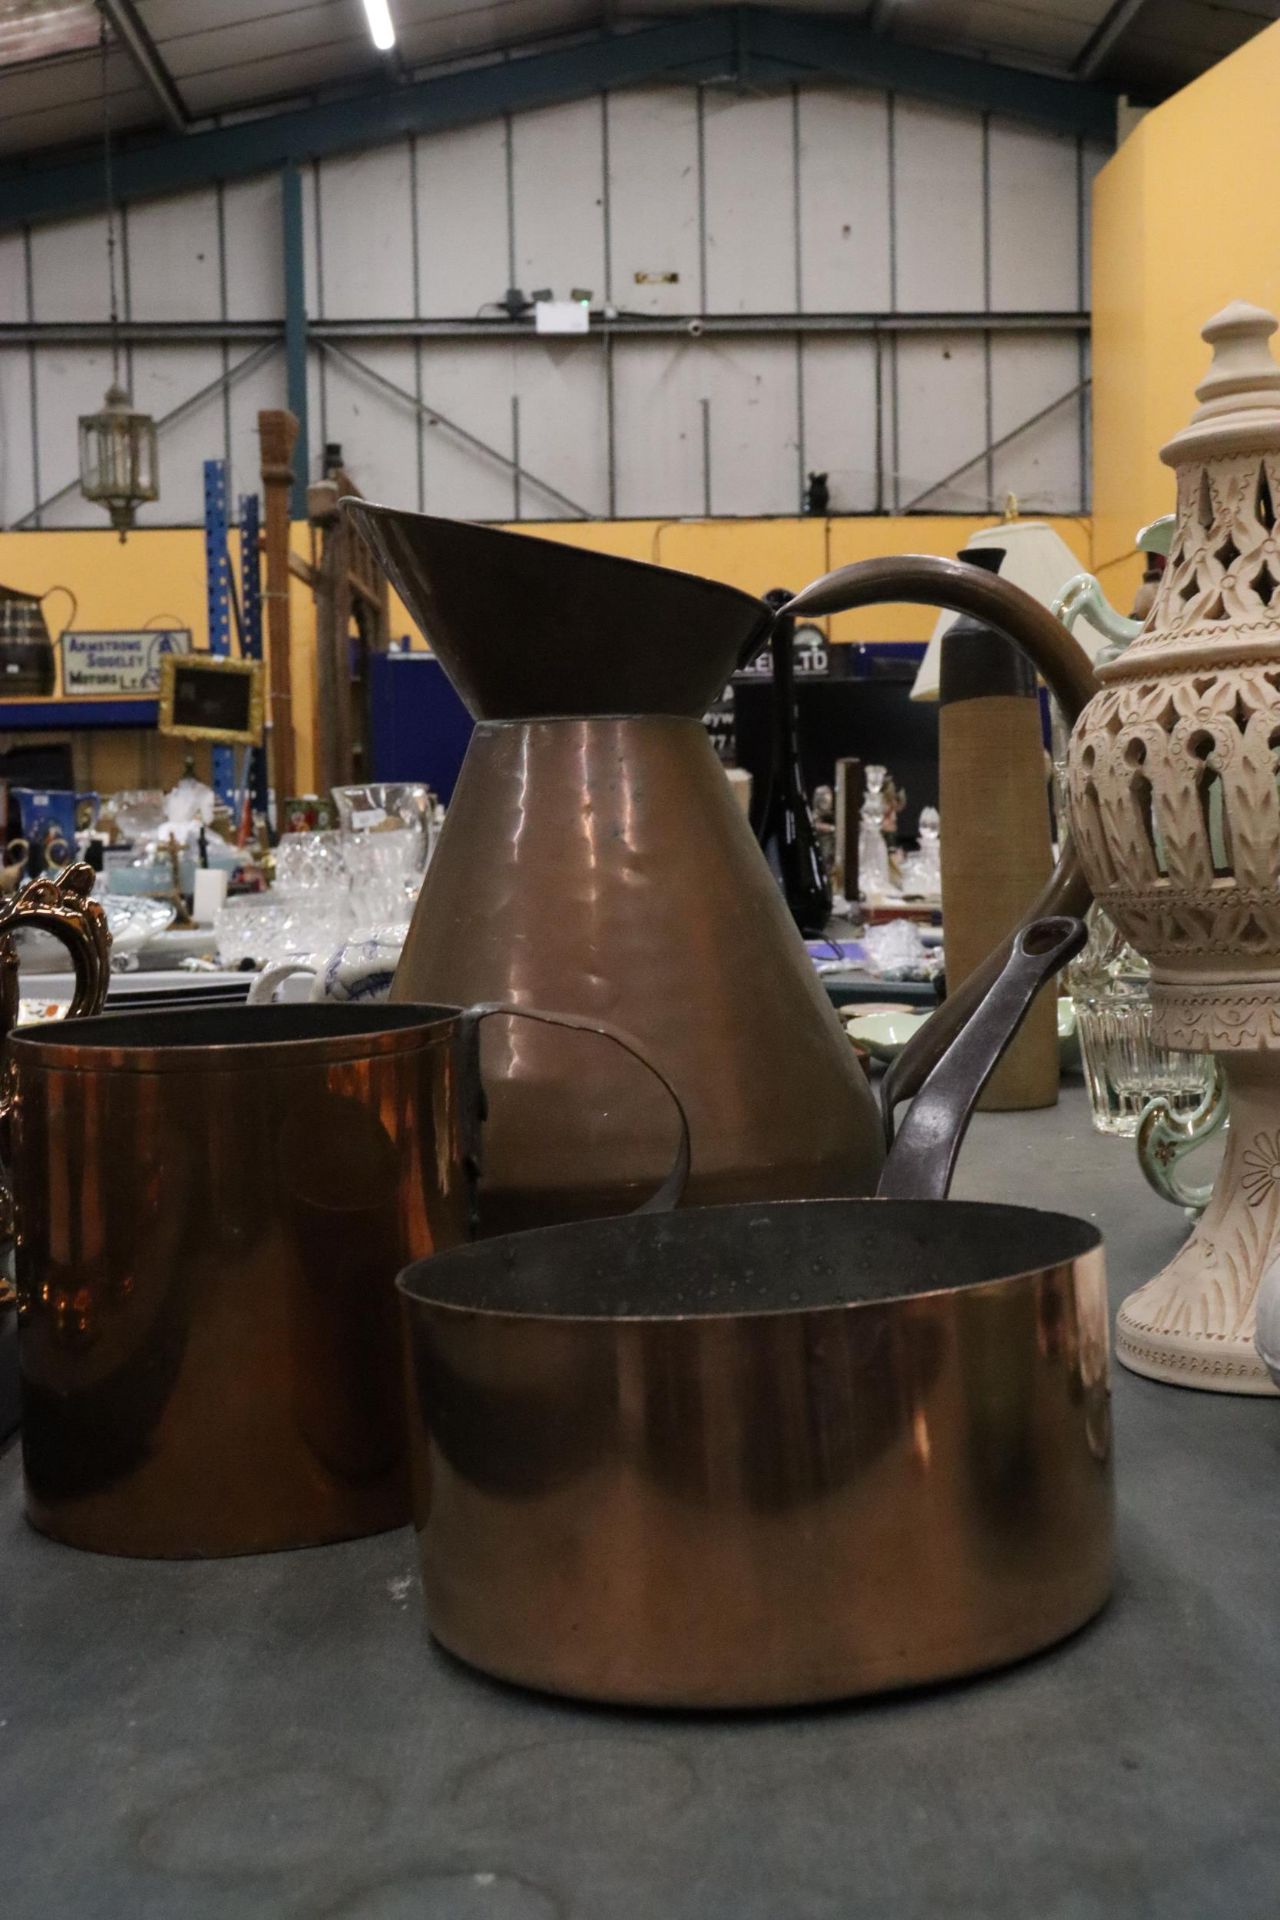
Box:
1066;301;1280;1393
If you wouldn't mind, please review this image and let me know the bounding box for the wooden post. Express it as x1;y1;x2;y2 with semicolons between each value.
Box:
306;477;348;796
258;408;299;827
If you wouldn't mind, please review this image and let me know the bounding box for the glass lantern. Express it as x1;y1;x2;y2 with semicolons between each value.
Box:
77;382;159;537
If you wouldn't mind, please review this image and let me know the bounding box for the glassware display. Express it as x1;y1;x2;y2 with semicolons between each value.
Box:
1068;907;1215;1137
857;766;899;902
332;781;432;845
898;806;941;898
346;831;422;931
274;829;347;895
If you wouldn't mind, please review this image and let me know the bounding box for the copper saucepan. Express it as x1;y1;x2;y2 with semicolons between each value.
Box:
400;917;1114;1708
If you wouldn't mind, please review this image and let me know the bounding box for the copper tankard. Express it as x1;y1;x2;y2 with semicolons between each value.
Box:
11;1000;686;1558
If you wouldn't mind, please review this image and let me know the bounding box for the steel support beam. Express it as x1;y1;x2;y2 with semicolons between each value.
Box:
282;163;310;521
0;11;1116;234
98;0;190;133
1073;0;1151;80
0;310;1091;348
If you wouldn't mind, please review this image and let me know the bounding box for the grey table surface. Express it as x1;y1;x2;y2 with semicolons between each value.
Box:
2;1087;1277;1920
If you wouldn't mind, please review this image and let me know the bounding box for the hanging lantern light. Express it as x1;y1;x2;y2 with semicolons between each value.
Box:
78;381;158;538
77;16;158;541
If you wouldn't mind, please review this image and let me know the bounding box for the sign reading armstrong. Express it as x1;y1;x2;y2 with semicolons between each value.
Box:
60;629;193;696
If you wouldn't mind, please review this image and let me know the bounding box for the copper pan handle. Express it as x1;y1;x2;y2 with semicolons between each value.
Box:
877;916;1086;1202
783;555;1098;1129
453;1003;692;1238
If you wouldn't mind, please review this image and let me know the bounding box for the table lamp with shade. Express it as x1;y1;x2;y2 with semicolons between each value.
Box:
911;518;1095;702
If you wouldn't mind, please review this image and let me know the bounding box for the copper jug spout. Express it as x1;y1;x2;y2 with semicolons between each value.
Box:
342;504;771;718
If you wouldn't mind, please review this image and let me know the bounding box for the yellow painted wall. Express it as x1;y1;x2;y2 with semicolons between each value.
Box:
1092;18;1280;602
466;515;1091;644
1;511;1092;795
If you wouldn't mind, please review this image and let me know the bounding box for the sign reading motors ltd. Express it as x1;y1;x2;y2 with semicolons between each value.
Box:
60;628;193;696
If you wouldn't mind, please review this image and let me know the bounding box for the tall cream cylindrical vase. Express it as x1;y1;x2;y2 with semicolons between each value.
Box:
1067;302;1280;1394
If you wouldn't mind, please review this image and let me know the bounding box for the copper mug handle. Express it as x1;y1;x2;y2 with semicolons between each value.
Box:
453;1003;692;1237
782;555;1100;1123
0;863;112;1253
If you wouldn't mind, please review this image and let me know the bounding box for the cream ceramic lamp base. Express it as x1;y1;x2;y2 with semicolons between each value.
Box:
1117;1052;1280;1394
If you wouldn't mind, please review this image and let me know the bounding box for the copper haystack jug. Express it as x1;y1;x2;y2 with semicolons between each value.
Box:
346;508;1098;1233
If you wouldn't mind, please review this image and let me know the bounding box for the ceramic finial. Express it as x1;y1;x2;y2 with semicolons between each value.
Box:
1194;301;1280;414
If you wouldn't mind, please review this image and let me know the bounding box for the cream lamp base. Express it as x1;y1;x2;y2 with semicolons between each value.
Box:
1117;1053;1280;1394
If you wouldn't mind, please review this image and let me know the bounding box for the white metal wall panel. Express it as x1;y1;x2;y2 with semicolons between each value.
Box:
322;344;421;508
29;211;112;320
710;337;802;514
317;143;416;320
797;87;892;313
989;332;1082;513
893;333;987;510
415;119;509;318
0;348;35;528
418;341;519;522
893;100;985;313
987;120;1080;313
222;172;285;320
800;336;881;512
0;231;27;323
31;344;115;524
513;340;609;518
130;345;224;526
127;189;221;322
4;81;1094;527
704;337;798;516
606;88;700;316
702;89;796;315
511;98;606;308
611;338;708;519
226;349;287;507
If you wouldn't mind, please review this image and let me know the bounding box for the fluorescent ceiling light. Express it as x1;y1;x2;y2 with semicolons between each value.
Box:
360;0;396;53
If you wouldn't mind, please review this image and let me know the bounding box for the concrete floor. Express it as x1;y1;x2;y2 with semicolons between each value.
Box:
2;1088;1278;1919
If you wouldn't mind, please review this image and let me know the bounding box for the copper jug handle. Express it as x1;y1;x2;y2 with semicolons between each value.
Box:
782;555;1098;1130
39;585;77;637
453;1003;692;1237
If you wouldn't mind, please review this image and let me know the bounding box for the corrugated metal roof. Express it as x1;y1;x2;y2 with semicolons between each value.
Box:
0;0;1272;160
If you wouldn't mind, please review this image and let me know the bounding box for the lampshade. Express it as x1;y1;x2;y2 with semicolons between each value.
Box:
78;382;159;538
910;520;1089;700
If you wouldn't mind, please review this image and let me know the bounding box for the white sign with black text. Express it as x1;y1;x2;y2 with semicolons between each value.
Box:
61;629;193;696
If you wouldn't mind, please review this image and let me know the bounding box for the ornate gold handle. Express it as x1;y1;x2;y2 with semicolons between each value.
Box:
0;864;111;1273
0;862;112;1048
